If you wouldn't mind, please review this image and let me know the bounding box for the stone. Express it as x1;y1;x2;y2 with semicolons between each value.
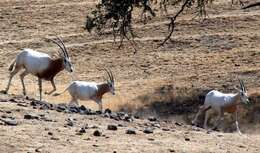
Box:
104;108;112;114
143;128;153;134
93;130;102;136
107;124;117;131
126;129;136;135
184;137;190;141
48;132;53;136
0;118;18;126
148;116;157;122
79;127;86;133
24;114;39;120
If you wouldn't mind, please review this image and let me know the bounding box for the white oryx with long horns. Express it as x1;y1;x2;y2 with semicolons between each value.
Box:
54;69;115;111
192;79;250;134
3;36;73;101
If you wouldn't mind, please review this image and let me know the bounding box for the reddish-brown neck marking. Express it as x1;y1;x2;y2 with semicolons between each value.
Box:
224;93;240;113
93;83;110;100
37;58;64;81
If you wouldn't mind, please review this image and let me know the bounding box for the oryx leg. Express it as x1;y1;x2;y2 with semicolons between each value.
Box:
38;78;42;101
45;79;56;95
5;66;21;93
94;99;103;112
192;106;205;125
235;109;242;135
69;96;79;106
203;110;210;130
20;70;29;95
212;108;224;130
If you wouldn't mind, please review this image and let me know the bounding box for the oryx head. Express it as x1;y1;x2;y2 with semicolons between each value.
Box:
104;68;115;95
48;36;73;73
237;79;250;105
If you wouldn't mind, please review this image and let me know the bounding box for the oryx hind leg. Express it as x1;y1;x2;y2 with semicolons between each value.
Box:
5;65;22;93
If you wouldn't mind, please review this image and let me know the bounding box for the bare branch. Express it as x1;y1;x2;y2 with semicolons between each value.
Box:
242;2;260;9
159;0;191;46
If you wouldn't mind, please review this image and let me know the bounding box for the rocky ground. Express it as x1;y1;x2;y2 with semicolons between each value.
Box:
0;0;260;152
1;94;260;153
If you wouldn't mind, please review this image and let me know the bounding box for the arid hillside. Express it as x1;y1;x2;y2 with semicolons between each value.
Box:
0;0;259;152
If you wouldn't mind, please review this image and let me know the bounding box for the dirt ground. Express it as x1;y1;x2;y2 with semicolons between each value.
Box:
0;0;260;152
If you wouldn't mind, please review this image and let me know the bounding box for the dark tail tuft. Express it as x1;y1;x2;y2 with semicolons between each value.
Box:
8;60;16;71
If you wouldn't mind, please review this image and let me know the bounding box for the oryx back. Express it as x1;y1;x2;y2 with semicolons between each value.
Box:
17;49;51;75
205;90;236;107
68;81;98;100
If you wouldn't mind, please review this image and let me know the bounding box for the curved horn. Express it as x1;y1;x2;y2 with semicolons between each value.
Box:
104;68;112;82
108;68;114;83
48;38;65;57
241;80;246;92
238;79;245;92
56;36;69;58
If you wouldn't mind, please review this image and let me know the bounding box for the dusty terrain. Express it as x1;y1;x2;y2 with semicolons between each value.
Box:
0;0;260;152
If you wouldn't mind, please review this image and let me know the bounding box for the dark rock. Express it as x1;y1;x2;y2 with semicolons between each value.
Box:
48;132;53;136
118;124;124;127
0;90;7;94
79;127;86;133
126;129;136;134
134;115;140;119
148;138;155;141
93;130;102;136
17;103;28;107
95;110;102;115
0;118;18;126
50;137;59;140
152;123;160;128
162;128;170;131
9;98;16;102
66;120;74;127
35;147;43;152
68;105;80;113
175;122;182;126
148;116;157;122
24;114;39;120
184;137;190;141
107;124;117;131
169;149;175;152
104;108;112;114
56;104;67;112
143;128;153;134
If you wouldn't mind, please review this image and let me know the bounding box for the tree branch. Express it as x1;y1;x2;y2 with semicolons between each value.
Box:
159;0;191;46
242;2;260;9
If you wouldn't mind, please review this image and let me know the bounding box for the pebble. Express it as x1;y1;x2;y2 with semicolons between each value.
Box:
148;116;157;122
0;118;18;126
24;114;39;120
143;128;153;134
107;124;118;130
126;129;136;135
93;130;102;136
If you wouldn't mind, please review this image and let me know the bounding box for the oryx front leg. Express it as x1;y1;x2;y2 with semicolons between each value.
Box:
94;99;103;112
235;109;242;135
192;106;205;126
38;78;42;101
45;79;56;95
